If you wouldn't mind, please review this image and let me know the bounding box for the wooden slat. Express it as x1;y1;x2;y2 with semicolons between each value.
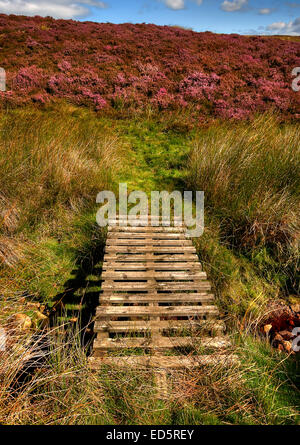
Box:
108;233;186;239
89;355;237;369
100;293;214;303
108;223;185;229
108;216;183;222
96;305;218;317
105;246;196;253
106;239;193;246
110;215;183;219
104;255;199;262
94;319;225;333
102;262;202;270
108;226;186;233
93;336;231;351
101;283;211;292
101;271;207;280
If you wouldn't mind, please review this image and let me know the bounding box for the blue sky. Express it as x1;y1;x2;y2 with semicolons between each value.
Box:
0;0;300;35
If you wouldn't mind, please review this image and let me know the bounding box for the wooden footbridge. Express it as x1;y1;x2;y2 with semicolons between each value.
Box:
90;216;233;370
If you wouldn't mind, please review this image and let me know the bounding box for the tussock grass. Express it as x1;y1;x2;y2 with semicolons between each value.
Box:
0;106;121;239
0;106;122;303
188;115;299;302
188;115;299;252
0;323;298;425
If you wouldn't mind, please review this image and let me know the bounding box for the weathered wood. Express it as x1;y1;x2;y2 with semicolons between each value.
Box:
104;255;199;262
94;319;225;334
96;305;219;317
109;226;186;233
102;262;202;270
101;282;211;292
108;216;184;223
108;222;185;228
101;271;207;280
108;233;187;239
110;215;183;219
106;239;193;246
93;336;231;351
91;219;231;370
100;292;214;304
105;246;196;253
89;355;238;370
102;282;208;289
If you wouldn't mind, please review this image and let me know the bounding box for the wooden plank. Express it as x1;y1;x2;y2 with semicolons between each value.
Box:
110;215;183;219
106;239;193;246
156;282;210;289
104;255;199;262
110;215;183;218
108;226;185;233
108;216;184;223
89;355;237;370
105;246;196;253
108;233;187;239
108;222;185;229
93;336;231;351
94;319;225;333
103;262;202;270
101;290;212;298
101;282;211;292
100;293;214;303
101;271;207;280
96;305;219;317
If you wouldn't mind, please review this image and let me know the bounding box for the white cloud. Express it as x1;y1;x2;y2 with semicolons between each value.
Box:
163;0;203;10
266;16;300;35
259;8;272;15
221;0;248;12
164;0;185;9
0;0;107;19
267;22;287;30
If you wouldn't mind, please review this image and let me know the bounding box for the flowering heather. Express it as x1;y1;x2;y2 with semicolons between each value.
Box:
0;14;299;119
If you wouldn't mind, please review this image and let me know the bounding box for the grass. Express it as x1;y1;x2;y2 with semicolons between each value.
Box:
0;104;299;425
0;104;122;306
0;325;298;425
188;114;299;261
187;115;299;324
